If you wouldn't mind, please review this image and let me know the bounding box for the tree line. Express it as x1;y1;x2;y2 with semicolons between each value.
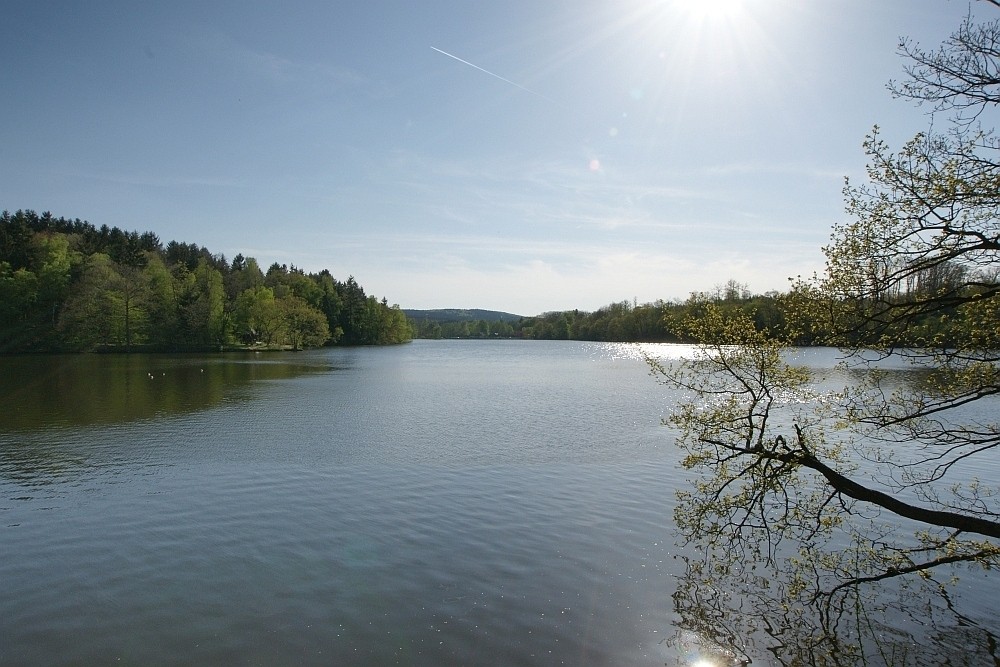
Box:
414;269;988;347
519;283;785;343
0;209;412;353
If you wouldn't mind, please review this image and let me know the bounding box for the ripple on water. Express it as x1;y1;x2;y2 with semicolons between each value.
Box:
2;458;686;665
3;341;997;665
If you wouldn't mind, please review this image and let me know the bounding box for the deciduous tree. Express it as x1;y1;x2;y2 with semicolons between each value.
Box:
278;296;330;350
651;5;1000;660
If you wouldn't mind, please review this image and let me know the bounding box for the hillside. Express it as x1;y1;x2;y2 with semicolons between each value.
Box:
403;308;524;323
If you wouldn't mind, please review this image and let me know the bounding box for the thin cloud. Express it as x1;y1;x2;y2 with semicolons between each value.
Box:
192;29;366;89
66;168;245;190
701;161;849;181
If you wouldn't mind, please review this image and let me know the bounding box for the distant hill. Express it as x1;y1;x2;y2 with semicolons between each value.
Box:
404;308;524;323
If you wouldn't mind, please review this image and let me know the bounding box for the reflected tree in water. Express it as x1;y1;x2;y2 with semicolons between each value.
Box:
649;305;999;665
669;551;998;666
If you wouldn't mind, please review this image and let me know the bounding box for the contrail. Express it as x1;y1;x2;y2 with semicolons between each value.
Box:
430;46;553;102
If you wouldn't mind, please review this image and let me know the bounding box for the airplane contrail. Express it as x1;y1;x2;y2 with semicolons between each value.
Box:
430;46;553;102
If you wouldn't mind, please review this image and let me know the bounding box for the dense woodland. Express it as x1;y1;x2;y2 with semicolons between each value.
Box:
520;281;784;343
4;208;993;353
0;209;412;353
415;269;989;346
406;282;777;341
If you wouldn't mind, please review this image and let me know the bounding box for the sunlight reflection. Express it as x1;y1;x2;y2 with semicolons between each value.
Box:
593;342;702;362
667;627;751;666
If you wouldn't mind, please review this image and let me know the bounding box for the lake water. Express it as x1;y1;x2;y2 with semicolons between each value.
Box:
1;340;997;666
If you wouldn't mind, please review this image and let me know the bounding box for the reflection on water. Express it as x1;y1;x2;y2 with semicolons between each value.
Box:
656;344;1000;666
0;352;334;491
671;550;999;666
0;341;997;665
664;628;750;667
0;352;332;431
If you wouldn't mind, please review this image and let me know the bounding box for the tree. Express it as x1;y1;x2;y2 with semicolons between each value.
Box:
277;296;330;350
375;300;413;344
225;255;264;301
650;6;1000;661
232;285;281;345
650;304;999;663
0;262;40;350
58;253;126;349
143;253;181;349
114;262;149;351
177;258;226;345
31;232;75;324
313;270;344;343
337;275;368;344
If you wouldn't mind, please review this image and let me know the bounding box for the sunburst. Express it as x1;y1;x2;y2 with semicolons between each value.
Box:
674;0;748;22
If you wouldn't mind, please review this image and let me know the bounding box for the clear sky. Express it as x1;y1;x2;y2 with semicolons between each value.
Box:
0;1;983;315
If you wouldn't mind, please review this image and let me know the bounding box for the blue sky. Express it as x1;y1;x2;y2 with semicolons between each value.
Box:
0;1;982;314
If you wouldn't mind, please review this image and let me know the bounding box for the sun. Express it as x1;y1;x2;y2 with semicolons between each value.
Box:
675;0;748;22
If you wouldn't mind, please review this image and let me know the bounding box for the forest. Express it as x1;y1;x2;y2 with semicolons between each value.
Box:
4;207;993;353
0;209;412;353
412;271;984;347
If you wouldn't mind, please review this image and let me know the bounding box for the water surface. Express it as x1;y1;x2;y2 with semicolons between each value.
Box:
1;341;997;665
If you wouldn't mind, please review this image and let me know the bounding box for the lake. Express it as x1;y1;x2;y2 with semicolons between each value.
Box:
1;340;997;666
